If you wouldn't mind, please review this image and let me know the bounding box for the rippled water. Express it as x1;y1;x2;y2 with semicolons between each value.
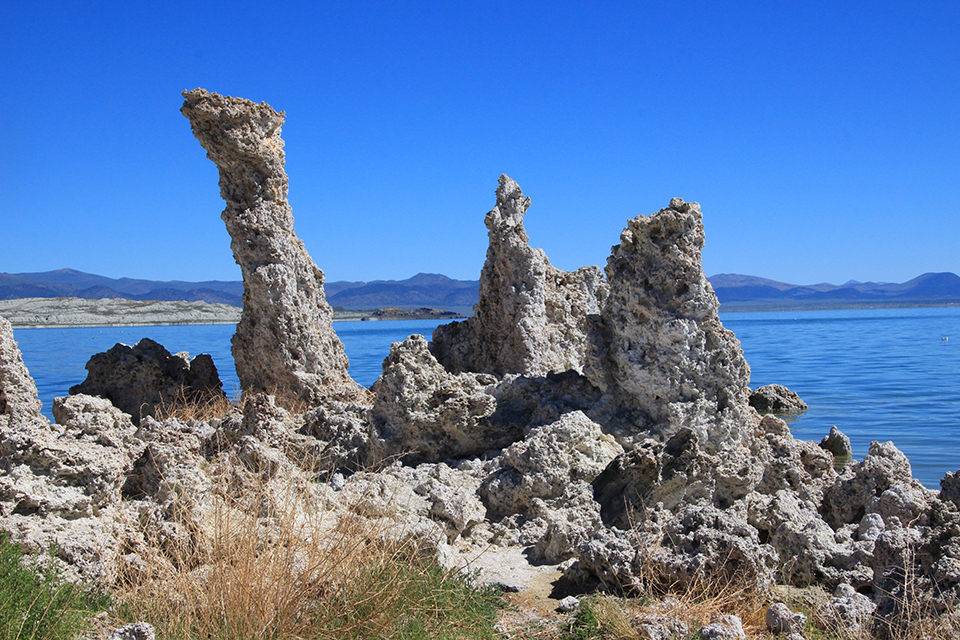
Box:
11;308;960;488
722;307;960;489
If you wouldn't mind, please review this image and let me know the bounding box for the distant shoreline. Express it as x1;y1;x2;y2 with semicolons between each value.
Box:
0;297;465;329
718;300;960;313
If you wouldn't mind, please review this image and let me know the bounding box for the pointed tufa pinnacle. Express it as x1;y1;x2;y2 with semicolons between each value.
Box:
432;174;607;377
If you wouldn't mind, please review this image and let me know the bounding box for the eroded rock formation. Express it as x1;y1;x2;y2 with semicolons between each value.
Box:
181;89;355;404
370;335;500;464
0;316;42;423
3;90;959;634
749;384;808;414
584;198;753;452
69;338;225;425
432;175;606;377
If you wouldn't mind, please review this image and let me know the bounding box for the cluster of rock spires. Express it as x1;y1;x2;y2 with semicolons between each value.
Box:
1;90;958;638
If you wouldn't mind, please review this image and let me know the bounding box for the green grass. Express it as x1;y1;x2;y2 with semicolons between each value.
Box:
0;534;109;640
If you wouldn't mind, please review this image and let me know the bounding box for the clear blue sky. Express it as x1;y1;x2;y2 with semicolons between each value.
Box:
2;0;957;285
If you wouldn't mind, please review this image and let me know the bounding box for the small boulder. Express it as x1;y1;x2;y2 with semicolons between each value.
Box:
70;338;225;425
749;384;808;414
370;335;500;463
816;583;876;636
698;614;746;640
765;602;806;634
820;425;853;459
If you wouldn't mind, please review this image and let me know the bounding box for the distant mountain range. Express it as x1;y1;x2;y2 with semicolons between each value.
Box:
3;269;959;313
0;269;245;306
709;272;960;310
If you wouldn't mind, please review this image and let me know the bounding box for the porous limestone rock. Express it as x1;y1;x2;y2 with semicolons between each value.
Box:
748;490;872;589
295;401;373;472
749;384;808;414
370;335;499;463
481;410;622;516
940;470;960;508
816;583;877;636
765;602;806;635
0;393;141;581
70;338;225;425
432;175;607;377
820;425;853;459
181;88;355;404
0;315;42;422
698;615;746;640
480;412;619;562
110;622;156;640
751;415;837;506
583;198;753;452
868;497;960;638
632;615;689;640
484;371;603;434
821;441;915;529
572;498;778;595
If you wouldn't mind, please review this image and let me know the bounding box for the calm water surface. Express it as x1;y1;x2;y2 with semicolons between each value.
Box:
12;308;960;488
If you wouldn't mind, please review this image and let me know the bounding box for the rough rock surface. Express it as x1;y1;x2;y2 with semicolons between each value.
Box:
583;198;753;452
820;425;853;459
482;411;621;517
821;441;915;529
749;384;808;414
0;393;142;581
940;470;960;508
181;88;355;404
816;583;876;636
0;315;42;421
370;335;499;463
69;338;225;425
765;601;806;634
481;411;621;563
698;614;746;639
432;175;606;377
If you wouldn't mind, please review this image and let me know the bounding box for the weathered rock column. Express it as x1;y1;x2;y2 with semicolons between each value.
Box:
432;175;606;377
584;198;753;450
181;89;355;404
0;315;42;426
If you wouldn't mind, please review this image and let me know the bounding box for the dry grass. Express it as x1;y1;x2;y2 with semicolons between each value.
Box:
561;568;769;639
154;378;375;424
112;456;500;640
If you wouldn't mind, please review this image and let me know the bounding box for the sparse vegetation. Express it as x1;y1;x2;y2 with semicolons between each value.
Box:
0;533;109;640
111;454;502;640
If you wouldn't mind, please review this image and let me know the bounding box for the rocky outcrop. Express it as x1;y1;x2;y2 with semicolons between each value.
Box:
584;198;753;452
370;335;499;464
0;315;42;422
481;411;621;563
432;175;606;377
820;425;853;459
69;338;225;425
0;393;142;582
749;384;808;414
181;89;355;404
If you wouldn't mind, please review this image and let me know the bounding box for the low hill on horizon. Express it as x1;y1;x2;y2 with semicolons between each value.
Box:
3;268;959;313
709;271;960;310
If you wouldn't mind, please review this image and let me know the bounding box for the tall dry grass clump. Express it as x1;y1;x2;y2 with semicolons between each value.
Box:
114;456;500;640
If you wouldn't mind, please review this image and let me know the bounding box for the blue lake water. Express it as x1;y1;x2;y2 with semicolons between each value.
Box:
11;308;960;488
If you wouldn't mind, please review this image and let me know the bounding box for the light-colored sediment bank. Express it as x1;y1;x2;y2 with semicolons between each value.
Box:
0;297;242;328
0;297;466;328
